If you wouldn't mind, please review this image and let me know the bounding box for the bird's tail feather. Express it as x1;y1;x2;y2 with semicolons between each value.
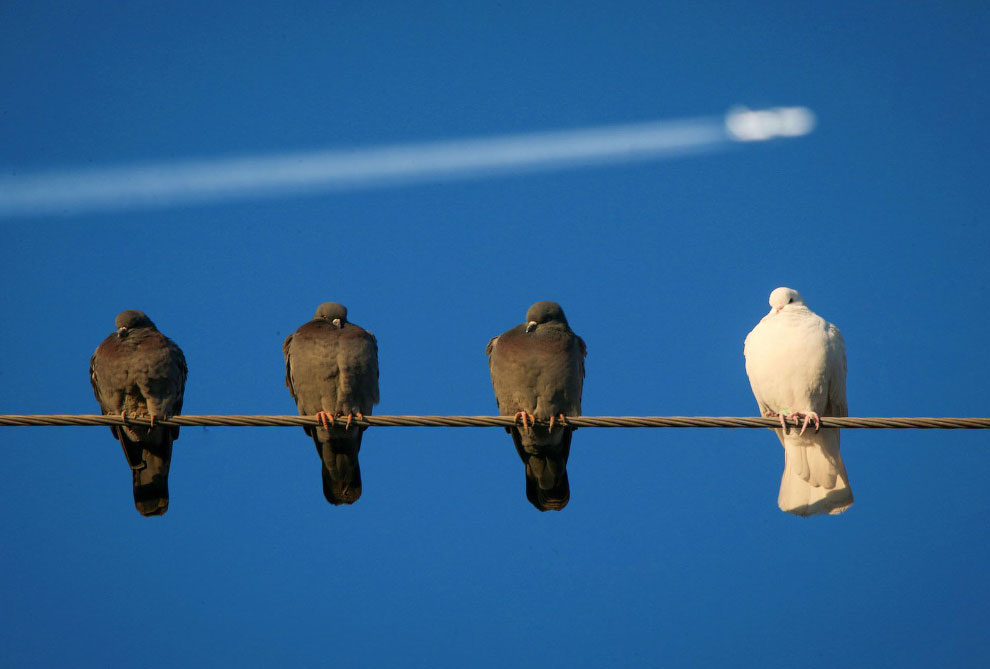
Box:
513;428;572;512
316;432;363;505
524;456;570;511
778;428;852;516
121;437;171;517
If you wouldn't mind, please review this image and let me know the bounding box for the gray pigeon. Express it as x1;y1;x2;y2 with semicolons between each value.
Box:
744;287;853;516
486;301;586;511
90;310;187;517
283;303;379;505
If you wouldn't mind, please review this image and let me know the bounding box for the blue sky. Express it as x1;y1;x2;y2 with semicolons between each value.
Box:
2;2;989;667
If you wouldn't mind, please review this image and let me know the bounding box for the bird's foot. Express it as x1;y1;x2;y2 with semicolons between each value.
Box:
764;410;788;432
123;411;147;426
315;411;335;430
150;413;172;429
787;411;821;435
514;411;535;432
344;412;365;429
548;413;568;431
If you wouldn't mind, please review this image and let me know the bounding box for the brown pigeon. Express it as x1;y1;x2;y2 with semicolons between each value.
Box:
283;302;379;505
90;310;187;517
487;301;586;511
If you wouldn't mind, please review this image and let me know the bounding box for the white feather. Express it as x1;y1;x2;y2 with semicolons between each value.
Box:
744;288;853;516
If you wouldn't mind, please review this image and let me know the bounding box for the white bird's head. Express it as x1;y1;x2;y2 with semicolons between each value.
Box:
768;287;805;313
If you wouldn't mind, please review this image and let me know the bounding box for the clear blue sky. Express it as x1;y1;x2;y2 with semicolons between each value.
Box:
2;2;988;667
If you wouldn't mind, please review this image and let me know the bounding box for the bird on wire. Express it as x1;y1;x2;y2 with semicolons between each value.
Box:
90;310;187;516
744;287;853;516
283;302;379;505
487;301;586;511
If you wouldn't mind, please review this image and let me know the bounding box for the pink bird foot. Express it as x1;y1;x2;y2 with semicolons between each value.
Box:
785;411;821;435
514;411;535;432
315;411;336;430
344;412;365;429
764;409;788;432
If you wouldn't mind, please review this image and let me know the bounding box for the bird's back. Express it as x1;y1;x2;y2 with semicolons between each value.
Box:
285;320;378;417
90;327;186;439
744;309;833;416
488;324;584;419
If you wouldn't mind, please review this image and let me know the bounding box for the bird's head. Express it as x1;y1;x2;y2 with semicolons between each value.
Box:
768;287;805;313
314;302;348;329
525;300;568;332
114;310;155;337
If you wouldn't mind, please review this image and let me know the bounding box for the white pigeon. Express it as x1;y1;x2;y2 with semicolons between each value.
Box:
744;287;853;516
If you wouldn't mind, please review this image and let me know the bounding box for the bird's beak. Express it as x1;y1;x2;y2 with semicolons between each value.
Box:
526;321;537;333
116;326;127;337
332;318;342;329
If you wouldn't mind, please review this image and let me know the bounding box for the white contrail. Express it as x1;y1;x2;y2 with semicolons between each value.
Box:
0;106;813;217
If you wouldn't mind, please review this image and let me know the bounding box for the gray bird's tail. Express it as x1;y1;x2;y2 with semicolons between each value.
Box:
512;428;572;512
311;429;363;505
118;431;173;517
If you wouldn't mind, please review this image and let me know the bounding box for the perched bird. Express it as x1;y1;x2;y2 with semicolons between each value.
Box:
283;302;379;505
90;310;187;517
487;301;586;511
744;287;853;516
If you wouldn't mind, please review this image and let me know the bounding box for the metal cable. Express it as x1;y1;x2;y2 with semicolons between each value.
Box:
1;415;989;429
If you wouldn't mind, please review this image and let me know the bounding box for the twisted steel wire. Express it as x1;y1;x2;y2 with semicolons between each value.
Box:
1;415;989;429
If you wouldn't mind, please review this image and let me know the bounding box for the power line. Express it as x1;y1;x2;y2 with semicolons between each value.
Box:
1;415;989;429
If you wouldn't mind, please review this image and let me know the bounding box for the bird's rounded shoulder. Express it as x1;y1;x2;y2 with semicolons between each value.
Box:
826;321;844;340
291;319;336;340
145;329;173;346
825;321;846;359
485;335;499;357
133;329;176;353
92;334;117;358
492;325;536;350
574;333;587;358
341;323;373;339
488;324;527;350
166;336;188;377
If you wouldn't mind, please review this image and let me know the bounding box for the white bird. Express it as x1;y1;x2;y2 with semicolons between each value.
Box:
744;287;853;516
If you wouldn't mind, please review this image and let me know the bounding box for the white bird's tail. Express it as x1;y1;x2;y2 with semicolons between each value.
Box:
777;427;853;516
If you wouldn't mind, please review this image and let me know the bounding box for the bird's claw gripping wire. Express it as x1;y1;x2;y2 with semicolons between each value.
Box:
787;411;821;435
316;411;365;430
345;412;365;429
316;411;335;430
766;409;821;435
548;413;568;431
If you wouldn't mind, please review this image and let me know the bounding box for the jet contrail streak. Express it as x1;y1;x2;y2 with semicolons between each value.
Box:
0;106;814;217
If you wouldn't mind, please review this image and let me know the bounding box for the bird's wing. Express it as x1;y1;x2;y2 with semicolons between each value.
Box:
824;323;848;417
282;332;297;399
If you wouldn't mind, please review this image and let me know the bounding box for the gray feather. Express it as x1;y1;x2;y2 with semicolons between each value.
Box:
90;310;186;517
283;302;379;505
487;301;585;511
